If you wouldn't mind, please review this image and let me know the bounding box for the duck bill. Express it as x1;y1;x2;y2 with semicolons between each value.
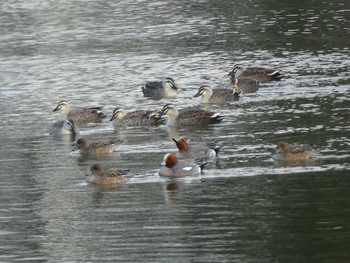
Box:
172;137;180;146
72;127;79;134
50;106;60;114
224;69;235;78
192;91;201;99
171;82;182;93
109;115;116;122
71;145;79;152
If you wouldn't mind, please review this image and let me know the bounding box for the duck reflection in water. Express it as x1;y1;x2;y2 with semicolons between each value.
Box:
164;181;180;203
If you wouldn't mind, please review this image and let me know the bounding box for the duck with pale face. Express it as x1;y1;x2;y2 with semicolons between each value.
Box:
192;85;240;103
49;119;79;135
142;77;181;99
226;64;283;83
51;100;106;123
160;104;224;127
109;108;164;126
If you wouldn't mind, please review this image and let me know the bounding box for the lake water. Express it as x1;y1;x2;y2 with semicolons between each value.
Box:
0;0;349;262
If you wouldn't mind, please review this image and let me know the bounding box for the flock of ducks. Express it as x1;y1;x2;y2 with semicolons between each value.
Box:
49;64;319;185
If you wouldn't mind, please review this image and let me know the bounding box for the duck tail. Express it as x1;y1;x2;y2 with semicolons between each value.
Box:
211;113;224;124
195;158;208;172
118;169;130;175
207;141;222;155
113;139;124;146
268;71;283;81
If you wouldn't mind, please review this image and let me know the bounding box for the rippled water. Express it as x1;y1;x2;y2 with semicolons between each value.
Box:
0;0;349;262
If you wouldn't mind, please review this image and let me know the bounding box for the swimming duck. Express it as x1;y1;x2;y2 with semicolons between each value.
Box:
109;108;164;126
142;77;181;98
49;119;79;135
273;141;319;161
160;104;224;127
227;64;283;83
233;77;261;94
172;136;221;159
75;137;123;155
192;85;240;103
51;100;107;122
159;153;207;177
86;164;129;185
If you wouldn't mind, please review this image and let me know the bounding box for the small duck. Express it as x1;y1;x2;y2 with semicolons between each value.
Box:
273;141;319;161
192;85;240;103
142;77;181;98
227;64;283;83
86;164;129;185
160;104;224;127
49;119;79;135
233;77;261;94
159;153;207;177
75;137;123;155
109;108;164;126
172;136;221;159
51;100;107;122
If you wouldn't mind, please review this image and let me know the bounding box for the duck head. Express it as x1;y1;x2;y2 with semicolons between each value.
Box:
76;137;91;150
172;137;190;152
160;104;179;117
110;108;127;121
163;153;178;168
192;85;213;100
51;100;70;114
276;141;288;153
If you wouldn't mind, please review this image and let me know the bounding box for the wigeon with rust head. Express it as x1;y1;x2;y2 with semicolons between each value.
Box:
159;153;207;177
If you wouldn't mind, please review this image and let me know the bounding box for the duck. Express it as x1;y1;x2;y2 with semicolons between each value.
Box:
192;85;240;103
227;64;283;83
51;100;107;123
233;77;261;94
159;153;207;177
75;137;123;155
273;141;319;161
109;108;164;126
172;136;221;159
141;77;181;98
49;119;79;135
86;164;129;185
160;104;224;127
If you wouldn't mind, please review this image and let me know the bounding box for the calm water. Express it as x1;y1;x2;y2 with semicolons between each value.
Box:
0;0;349;262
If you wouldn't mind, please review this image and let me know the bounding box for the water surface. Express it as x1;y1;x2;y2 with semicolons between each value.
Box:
0;0;349;262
